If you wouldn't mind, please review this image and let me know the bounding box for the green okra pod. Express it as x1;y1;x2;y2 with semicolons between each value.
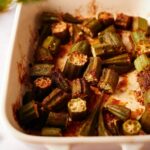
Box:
41;127;62;136
63;51;88;79
30;64;54;79
68;98;87;120
103;53;131;65
42;36;61;55
98;68;119;93
83;57;102;84
46;112;69;128
42;88;70;111
123;119;141;135
105;104;131;121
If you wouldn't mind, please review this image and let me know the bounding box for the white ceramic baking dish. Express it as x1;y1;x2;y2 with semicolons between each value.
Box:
1;0;150;150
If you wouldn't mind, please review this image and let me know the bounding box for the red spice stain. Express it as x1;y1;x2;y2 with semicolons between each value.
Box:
131;108;144;120
134;90;144;105
117;75;128;92
111;99;120;105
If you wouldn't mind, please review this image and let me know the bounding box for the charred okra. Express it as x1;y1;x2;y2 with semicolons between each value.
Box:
105;104;131;121
98;68;119;93
70;40;91;56
82;18;103;37
68;98;87;120
103;53;131;65
46;112;69;128
83;57;102;84
51;69;71;92
140;104;150;133
51;21;69;40
35;47;53;64
63;51;88;79
134;54;150;72
42;88;70;111
72;78;90;98
42;36;61;55
62;13;83;24
123;119;141;135
30;64;54;79
132;17;148;32
18;101;39;126
115;13;132;30
41;127;62;136
98;11;114;28
22;91;34;105
33;77;52;101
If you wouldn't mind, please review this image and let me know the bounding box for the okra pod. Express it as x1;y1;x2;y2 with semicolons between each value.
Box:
18;101;39;126
82;18;103;37
98;12;114;28
123;119;141;135
22;91;34;105
41;12;60;23
103;53;131;65
33;77;52;101
68;98;87;120
134;54;150;72
42;88;70;111
41;127;62;136
115;13;132;30
83;57;102;84
63;51;88;79
62;13;83;24
98;68;119;93
51;69;71;92
51;21;69;40
72;78;90;98
46;112;69;128
132;17;148;32
30;64;54;79
35;47;53;64
70;40;91;56
42;36;61;55
105;104;131;121
140;104;150;133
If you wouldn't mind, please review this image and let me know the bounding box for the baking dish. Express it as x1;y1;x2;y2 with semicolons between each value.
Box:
1;0;150;150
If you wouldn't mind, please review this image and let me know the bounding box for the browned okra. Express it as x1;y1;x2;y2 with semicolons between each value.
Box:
105;104;131;121
41;127;62;136
72;78;90;98
98;11;114;28
98;68;119;93
115;13;132;30
51;69;71;92
46;112;69;128
68;98;87;120
35;47;53;63
33;77;52;101
63;51;88;79
83;57;102;84
42;88;70;111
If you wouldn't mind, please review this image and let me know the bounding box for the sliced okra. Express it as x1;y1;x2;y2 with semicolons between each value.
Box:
72;78;90;98
123;119;141;135
42;88;70;111
42;36;61;55
51;68;71;92
83;57;102;84
68;98;87;120
41;127;62;136
35;47;53;63
63;51;88;79
82;18;103;37
98;68;119;93
115;13;132;30
105;104;131;121
70;40;91;56
46;112;69;128
30;64;54;79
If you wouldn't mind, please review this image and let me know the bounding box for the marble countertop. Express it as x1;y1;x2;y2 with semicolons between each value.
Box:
0;5;149;150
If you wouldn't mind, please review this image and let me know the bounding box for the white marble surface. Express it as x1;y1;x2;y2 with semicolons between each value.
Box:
0;5;150;150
